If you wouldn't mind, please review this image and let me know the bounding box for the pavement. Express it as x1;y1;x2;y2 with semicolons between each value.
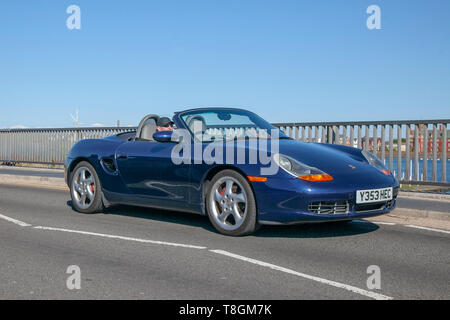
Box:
0;166;449;299
0;166;67;190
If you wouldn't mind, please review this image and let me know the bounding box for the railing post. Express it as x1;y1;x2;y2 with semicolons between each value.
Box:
423;124;428;181
432;124;437;182
349;125;354;148
380;125;386;162
442;123;447;183
333;125;339;144
397;124;402;180
357;125;362;149
414;124;419;181
389;124;394;174
342;125;347;146
405;124;411;180
373;125;378;154
364;125;370;151
328;126;333;144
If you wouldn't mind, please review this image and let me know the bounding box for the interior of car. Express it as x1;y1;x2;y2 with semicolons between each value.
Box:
135;114;160;141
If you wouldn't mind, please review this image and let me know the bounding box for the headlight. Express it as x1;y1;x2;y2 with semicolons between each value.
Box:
273;154;333;181
361;150;391;176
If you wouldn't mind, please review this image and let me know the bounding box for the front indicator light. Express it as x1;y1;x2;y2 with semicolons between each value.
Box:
247;176;268;182
298;174;333;182
381;169;391;176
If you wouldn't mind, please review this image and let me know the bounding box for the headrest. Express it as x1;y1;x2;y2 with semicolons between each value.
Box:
140;122;157;141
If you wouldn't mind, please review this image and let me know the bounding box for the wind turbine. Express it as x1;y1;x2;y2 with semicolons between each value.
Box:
70;108;79;127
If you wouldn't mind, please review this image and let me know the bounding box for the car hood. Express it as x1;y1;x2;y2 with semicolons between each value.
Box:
253;139;385;178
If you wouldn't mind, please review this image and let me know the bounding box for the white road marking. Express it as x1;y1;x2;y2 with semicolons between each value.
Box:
33;226;207;249
405;225;450;235
0;213;31;227
210;249;393;300
0;209;446;300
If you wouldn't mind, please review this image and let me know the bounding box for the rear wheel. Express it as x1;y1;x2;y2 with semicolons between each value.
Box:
70;161;103;213
206;170;258;236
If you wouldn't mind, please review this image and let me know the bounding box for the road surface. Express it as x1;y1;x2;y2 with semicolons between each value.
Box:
0;184;448;300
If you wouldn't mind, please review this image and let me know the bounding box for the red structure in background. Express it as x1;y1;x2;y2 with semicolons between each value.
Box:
410;124;449;153
361;137;382;151
361;125;449;154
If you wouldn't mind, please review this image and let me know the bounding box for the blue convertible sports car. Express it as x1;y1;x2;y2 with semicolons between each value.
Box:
65;108;399;236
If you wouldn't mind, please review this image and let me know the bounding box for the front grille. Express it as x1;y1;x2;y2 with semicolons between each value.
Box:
355;202;385;212
355;198;396;212
308;201;349;215
386;199;396;209
393;187;399;197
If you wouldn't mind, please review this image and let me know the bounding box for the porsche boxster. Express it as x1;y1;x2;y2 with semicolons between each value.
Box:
65;108;399;236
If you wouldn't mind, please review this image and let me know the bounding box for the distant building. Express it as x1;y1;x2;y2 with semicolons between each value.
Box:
409;125;449;153
361;137;382;151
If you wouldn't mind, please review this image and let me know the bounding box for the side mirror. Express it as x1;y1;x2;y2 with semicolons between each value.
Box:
153;130;177;142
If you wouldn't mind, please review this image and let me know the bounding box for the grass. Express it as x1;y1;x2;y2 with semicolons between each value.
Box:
400;183;449;194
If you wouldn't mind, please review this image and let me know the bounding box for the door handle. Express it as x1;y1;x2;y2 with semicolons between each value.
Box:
117;154;128;159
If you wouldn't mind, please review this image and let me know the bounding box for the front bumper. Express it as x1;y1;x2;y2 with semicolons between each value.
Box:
252;177;399;225
258;199;397;225
64;157;72;186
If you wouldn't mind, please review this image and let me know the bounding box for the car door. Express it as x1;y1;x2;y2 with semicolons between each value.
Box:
115;140;193;210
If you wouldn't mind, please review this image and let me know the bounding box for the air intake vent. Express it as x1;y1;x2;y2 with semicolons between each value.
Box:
308;201;349;215
101;158;117;173
386;199;395;209
355;199;396;212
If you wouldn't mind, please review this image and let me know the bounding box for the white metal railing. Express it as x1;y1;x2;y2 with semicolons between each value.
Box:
272;120;449;185
0;120;448;185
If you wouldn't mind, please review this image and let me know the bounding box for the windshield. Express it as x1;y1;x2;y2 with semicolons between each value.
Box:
180;109;289;142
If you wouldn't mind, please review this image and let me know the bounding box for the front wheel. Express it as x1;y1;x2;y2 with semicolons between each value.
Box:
206;170;258;236
70;161;104;213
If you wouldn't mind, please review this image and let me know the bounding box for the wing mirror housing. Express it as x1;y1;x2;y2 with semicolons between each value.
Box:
153;130;179;143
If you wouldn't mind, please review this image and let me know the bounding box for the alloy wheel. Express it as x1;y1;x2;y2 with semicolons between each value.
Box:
71;166;96;210
209;176;248;231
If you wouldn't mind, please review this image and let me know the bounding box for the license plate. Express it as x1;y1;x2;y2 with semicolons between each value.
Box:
356;187;393;204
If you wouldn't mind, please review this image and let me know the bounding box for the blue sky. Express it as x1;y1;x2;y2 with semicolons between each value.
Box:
0;0;449;128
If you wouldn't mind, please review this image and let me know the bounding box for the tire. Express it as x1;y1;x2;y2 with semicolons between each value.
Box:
69;161;104;214
206;169;258;236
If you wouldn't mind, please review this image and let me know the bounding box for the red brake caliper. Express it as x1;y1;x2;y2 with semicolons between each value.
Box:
91;184;95;192
219;187;225;209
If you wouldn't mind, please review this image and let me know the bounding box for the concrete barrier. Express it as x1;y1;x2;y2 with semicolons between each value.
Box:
0;173;68;190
